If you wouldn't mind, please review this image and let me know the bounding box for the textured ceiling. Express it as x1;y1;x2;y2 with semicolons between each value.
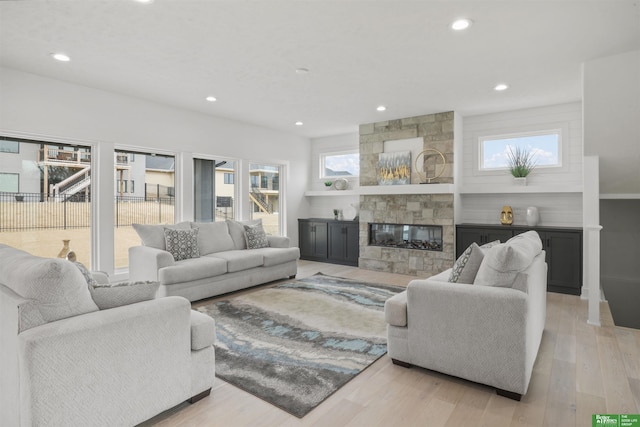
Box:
1;0;639;138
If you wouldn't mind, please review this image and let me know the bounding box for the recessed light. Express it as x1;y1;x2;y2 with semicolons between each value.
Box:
376;106;387;112
51;53;70;62
295;121;304;126
205;96;217;102
451;18;472;31
295;68;310;75
134;0;154;4
494;83;509;91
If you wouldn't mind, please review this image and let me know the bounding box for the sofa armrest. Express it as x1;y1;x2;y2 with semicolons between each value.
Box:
407;277;531;392
267;235;290;248
128;245;175;282
18;297;192;426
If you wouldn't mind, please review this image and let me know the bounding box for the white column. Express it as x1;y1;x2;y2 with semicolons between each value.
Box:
582;155;602;326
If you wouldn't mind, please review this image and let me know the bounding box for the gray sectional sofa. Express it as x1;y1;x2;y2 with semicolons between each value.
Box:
129;219;300;302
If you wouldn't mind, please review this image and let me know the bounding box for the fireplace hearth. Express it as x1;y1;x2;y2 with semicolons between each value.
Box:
369;223;443;251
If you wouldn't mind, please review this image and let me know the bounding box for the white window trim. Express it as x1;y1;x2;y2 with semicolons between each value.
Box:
477;128;564;174
319;149;360;180
246;158;288;237
192;153;240;221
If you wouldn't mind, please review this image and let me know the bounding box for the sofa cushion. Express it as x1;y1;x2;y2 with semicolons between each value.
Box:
384;290;407;327
133;222;191;250
158;256;228;285
191;221;235;255
209;250;264;273
474;231;543;288
190;310;216;350
0;244;99;325
164;228;200;261
249;247;300;267
244;223;270;249
226;219;260;250
89;281;160;310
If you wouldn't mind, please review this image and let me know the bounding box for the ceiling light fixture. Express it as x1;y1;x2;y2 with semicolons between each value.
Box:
134;0;154;4
494;83;509;91
295;121;304;126
295;68;310;75
451;18;472;31
51;53;70;62
376;106;387;112
205;96;217;102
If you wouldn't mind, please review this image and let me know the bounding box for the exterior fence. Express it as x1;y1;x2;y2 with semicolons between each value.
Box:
0;192;175;231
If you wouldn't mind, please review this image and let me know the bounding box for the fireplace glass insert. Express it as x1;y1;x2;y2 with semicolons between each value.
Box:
369;223;443;251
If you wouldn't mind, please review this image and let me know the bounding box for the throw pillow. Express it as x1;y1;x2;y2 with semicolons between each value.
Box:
448;242;485;284
89;281;160;310
72;261;97;286
191;221;235;255
164;228;200;261
244;223;270;249
226;219;261;250
132;221;191;250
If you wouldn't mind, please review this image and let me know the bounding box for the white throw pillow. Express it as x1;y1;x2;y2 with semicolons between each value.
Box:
474;231;542;288
191;221;235;255
133;222;191;250
226;219;261;250
89;281;160;310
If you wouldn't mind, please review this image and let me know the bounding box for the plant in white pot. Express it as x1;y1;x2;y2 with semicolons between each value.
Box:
506;146;536;185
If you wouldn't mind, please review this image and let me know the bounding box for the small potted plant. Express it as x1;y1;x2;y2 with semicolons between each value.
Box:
506;146;536;185
324;180;333;190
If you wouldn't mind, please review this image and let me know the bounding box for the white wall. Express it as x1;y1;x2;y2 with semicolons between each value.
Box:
584;49;640;195
0;67;310;272
307;132;360;219
459;102;583;227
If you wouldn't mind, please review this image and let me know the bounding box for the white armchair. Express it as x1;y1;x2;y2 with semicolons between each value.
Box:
385;231;547;400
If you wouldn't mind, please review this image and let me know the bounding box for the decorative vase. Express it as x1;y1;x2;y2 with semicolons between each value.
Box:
57;239;71;258
526;207;539;226
513;177;527;186
500;206;513;225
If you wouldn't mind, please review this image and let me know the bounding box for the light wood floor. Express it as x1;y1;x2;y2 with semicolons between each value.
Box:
142;260;640;427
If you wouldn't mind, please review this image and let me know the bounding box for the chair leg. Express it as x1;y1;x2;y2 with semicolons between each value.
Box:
391;358;412;368
496;388;522;401
189;388;211;404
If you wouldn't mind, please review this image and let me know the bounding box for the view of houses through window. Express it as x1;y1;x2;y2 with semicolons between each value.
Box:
249;163;281;236
193;157;236;223
0;136;93;266
114;150;175;269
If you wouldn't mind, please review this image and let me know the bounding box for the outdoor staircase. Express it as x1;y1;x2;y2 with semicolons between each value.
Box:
250;187;272;213
51;166;91;201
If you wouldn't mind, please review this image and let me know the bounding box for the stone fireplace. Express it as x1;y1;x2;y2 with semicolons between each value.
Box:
358;112;455;276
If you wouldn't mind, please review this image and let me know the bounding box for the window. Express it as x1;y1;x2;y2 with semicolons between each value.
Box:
479;130;561;170
0;138;19;153
224;172;234;184
320;151;359;178
249;163;282;236
0;173;19;192
0;138;93;267
193;158;236;223
114;150;175;269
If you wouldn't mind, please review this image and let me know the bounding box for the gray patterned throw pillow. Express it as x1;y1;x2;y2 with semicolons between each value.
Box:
89;281;160;310
244;223;269;249
164;228;200;261
448;242;485;284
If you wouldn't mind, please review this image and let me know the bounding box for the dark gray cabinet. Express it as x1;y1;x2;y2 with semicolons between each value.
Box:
299;219;359;266
328;221;360;266
456;224;582;295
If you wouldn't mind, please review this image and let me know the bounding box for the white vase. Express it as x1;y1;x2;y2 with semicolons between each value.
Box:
526;206;539;226
514;177;527;186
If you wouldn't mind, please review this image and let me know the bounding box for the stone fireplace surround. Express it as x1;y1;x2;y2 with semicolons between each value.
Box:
358;112;455;277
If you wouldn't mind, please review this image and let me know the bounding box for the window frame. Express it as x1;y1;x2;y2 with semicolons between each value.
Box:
478;129;563;172
319;149;360;180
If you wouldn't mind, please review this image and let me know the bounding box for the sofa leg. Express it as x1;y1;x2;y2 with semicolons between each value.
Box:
496;389;522;401
391;358;412;368
289;275;296;279
189;388;211;404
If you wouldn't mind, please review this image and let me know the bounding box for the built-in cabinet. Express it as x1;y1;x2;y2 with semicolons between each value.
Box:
456;224;583;295
299;219;359;266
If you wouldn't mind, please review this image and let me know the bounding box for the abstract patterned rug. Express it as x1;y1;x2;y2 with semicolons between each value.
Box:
196;273;403;418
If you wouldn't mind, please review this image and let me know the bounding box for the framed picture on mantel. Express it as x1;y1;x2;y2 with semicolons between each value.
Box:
377;151;411;185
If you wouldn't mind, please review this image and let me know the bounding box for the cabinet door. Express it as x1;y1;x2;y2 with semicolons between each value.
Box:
542;231;582;295
312;222;328;258
328;222;359;265
486;229;513;245
298;221;314;258
299;220;328;260
456;227;512;257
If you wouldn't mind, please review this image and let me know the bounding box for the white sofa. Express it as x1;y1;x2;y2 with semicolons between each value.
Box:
384;231;547;400
129;219;300;302
0;244;216;427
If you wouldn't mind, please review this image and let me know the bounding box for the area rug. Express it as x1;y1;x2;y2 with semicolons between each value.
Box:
196;273;403;418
